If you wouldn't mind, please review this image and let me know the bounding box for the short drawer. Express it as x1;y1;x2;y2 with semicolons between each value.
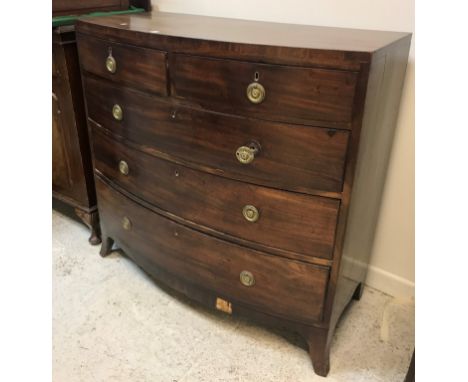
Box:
84;75;349;194
96;176;329;323
92;130;340;260
171;54;358;128
76;34;168;95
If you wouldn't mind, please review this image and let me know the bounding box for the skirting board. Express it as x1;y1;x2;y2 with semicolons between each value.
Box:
365;264;414;298
342;256;415;298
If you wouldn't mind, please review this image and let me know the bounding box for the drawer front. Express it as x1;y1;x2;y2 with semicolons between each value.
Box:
171;54;358;128
92;130;340;259
84;75;349;194
96;176;329;323
76;34;168;95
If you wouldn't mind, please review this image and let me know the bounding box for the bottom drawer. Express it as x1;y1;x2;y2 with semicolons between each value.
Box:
96;177;330;323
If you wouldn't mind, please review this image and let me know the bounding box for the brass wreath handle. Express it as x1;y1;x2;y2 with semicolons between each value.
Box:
119;160;129;175
112;104;123;121
240;270;255;287
122;216;132;230
242;205;260;223
246;82;266;104
106;55;117;73
235;141;261;164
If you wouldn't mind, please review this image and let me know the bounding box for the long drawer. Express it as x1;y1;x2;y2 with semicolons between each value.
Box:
84;75;349;194
171;54;358;128
92;129;340;260
77;34;168;95
96;176;329;323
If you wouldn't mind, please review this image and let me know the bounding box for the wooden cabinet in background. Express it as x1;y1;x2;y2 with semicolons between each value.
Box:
52;26;100;244
52;0;130;16
52;0;151;244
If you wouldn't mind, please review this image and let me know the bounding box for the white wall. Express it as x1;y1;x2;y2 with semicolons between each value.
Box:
151;0;415;298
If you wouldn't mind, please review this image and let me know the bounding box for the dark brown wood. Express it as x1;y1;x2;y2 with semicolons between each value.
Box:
52;91;72;191
83;75;350;194
51;1;151;244
52;0;130;16
91;128;340;260
171;54;358;129
96;177;329;324
77;34;168;95
52;0;150;16
306;326;331;376
76;12;409;70
352;282;364;301
96;172;335;267
129;0;151;11
77;12;411;377
327;36;412;335
99;235;115;257
53;29;91;206
74;208;101;245
404;350;415;382
52;27;99;243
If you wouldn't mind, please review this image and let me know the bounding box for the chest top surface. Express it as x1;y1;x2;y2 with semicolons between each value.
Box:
77;11;409;53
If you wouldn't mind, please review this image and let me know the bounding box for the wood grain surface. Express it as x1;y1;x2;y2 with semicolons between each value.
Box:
171;54;358;128
77;34;168;95
96;176;330;323
92;129;340;259
84;75;350;194
76;11;409;53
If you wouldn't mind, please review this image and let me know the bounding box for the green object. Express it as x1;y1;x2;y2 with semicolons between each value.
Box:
52;6;145;28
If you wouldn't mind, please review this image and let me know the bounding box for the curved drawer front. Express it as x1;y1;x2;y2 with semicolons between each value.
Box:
171;54;358;128
92;130;340;259
77;34;168;95
96;176;329;323
84;75;349;194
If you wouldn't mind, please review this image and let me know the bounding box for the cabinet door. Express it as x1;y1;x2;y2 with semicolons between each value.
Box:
52;91;72;190
52;39;91;208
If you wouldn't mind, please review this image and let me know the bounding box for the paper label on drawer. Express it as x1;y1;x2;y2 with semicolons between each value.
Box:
215;297;232;314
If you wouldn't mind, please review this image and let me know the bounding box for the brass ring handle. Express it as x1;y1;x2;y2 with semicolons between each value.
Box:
106;55;117;73
240;270;255;287
122;216;132;230
246;82;266;104
112;104;123;121
119;160;129;175
235;141;260;165
242;205;259;223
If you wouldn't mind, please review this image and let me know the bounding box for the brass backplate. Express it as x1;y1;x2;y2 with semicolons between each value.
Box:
122;216;132;231
112;104;123;121
242;205;259;223
239;270;255;287
119;160;129;175
215;297;232;314
106;55;117;73
236;146;255;164
246;82;266;104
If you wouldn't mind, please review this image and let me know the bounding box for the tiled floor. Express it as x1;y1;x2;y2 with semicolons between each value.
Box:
53;210;414;382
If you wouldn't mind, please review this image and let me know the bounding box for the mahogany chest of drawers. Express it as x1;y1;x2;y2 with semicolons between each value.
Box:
77;12;411;376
